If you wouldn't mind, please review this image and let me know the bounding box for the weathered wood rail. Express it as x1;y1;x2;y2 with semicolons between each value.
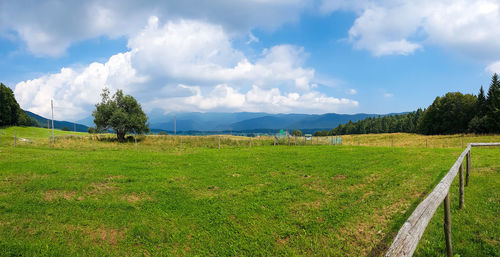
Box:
385;143;500;257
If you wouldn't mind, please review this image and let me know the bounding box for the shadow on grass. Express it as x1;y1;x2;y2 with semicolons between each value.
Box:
368;168;449;257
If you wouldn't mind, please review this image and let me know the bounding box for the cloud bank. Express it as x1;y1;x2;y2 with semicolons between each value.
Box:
14;18;358;120
0;0;310;57
322;0;500;69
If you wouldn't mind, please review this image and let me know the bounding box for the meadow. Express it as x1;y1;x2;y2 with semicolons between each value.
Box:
0;127;498;256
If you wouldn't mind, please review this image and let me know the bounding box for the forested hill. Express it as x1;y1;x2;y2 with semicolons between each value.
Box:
0;83;38;127
318;74;500;136
25;111;89;132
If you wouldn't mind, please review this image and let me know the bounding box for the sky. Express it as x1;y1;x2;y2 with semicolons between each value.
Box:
1;0;500;122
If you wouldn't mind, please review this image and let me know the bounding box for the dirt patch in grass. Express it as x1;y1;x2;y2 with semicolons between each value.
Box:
304;180;333;195
290;199;323;218
0;221;11;226
43;190;76;201
65;224;125;246
348;173;380;192
276;235;291;245
2;173;49;185
332;174;346;180
362;191;374;199
89;227;124;246
106;175;126;181
86;182;117;196
123;192;153;203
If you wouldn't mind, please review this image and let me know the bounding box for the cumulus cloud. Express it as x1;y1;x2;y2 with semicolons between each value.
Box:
0;0;310;56
384;93;393;98
14;52;146;120
347;89;357;95
323;0;500;60
14;18;358;120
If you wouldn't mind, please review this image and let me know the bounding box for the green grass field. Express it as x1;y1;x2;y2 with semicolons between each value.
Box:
0;127;498;256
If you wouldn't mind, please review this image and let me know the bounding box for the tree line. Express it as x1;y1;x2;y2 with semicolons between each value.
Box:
313;73;500;136
0;83;38;127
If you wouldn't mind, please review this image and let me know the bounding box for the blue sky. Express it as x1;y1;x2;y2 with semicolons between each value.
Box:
1;0;499;121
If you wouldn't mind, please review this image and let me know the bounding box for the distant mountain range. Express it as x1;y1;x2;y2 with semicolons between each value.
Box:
25;111;89;132
33;110;406;134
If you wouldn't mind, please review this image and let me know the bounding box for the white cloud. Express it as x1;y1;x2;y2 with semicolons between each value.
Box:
384;93;393;98
14;18;358;119
486;61;500;74
324;0;500;61
128;18;316;88
154;84;358;114
1;0;310;57
247;33;260;44
14;52;146;120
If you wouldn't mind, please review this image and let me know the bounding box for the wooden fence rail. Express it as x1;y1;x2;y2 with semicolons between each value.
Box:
385;143;500;257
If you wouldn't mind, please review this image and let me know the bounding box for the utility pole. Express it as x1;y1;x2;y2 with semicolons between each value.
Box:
51;99;55;145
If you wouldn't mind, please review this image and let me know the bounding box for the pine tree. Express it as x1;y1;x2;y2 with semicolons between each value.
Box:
468;86;488;133
485;73;500;133
477;86;486;116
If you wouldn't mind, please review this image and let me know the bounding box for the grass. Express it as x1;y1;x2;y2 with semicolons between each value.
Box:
0;127;498;256
2;126;500;150
341;133;500;148
414;147;500;257
0;126;87;138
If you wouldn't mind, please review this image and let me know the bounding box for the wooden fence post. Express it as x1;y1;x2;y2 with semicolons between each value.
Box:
426;139;428;148
459;163;464;209
465;151;471;187
180;136;182;149
443;193;453;257
218;136;220;149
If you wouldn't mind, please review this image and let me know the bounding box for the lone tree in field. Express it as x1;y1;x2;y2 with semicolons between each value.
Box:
93;88;149;142
292;129;303;136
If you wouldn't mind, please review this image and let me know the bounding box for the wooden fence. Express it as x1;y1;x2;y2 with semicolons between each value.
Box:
385;143;500;257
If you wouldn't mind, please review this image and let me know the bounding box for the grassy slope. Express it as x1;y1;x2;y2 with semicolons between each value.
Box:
0;126;87;140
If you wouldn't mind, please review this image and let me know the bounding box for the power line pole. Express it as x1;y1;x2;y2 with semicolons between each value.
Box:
51;99;55;145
